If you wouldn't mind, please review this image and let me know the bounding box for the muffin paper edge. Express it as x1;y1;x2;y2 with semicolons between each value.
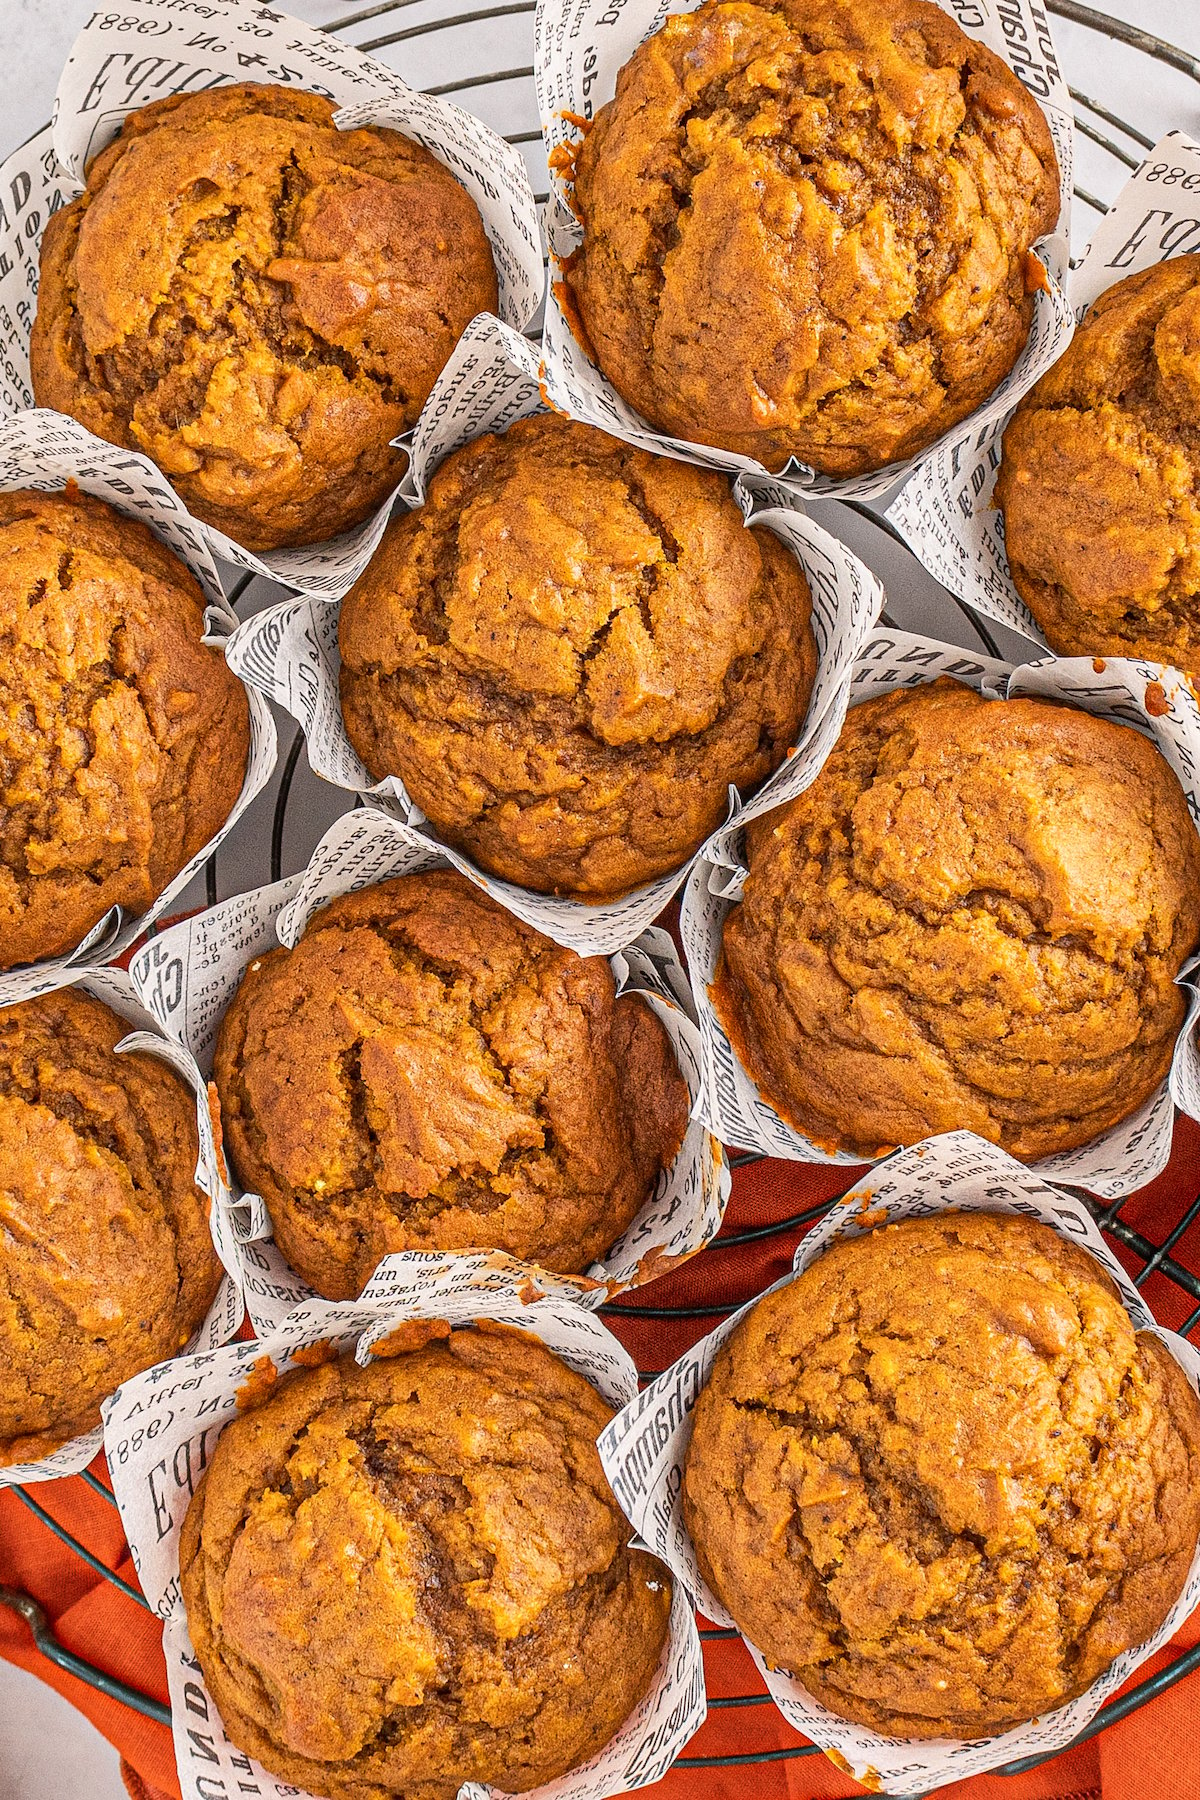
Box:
680;626;1200;1196
226;312;886;958
596;1129;1200;1796
101;1255;706;1800
127;805;731;1333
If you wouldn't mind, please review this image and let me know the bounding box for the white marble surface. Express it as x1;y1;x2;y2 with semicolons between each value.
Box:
1;0;1199;1796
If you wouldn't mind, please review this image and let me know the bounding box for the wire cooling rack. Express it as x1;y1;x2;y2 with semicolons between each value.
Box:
4;1;1200;1793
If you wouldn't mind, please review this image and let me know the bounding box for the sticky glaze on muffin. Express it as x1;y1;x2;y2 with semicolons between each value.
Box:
181;1327;672;1799
997;256;1200;677
32;85;498;550
338;412;816;898
0;488;249;970
715;678;1200;1158
566;0;1060;476
684;1211;1200;1737
213;871;690;1297
0;986;221;1465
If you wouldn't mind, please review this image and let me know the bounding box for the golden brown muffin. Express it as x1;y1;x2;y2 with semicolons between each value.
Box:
0;987;221;1466
339;412;816;899
716;679;1200;1159
997;257;1200;676
683;1211;1200;1738
213;871;689;1297
0;488;250;970
31;84;498;551
181;1327;672;1800
566;0;1060;477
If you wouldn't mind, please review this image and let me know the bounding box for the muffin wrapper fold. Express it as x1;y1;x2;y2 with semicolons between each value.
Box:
534;0;1075;502
103;1255;706;1800
682;627;1200;1197
0;966;245;1489
226;311;886;958
128;803;731;1333
0;410;277;1006
888;129;1200;645
0;0;543;602
596;1129;1200;1795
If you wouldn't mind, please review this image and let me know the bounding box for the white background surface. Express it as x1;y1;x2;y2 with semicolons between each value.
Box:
1;1;1199;1796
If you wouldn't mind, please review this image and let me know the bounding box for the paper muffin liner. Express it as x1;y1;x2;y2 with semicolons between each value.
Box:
596;1129;1200;1795
102;1255;706;1800
0;964;244;1489
0;0;543;604
0;409;277;1006
888;129;1200;646
227;311;885;957
533;0;1075;503
681;627;1200;1197
128;803;731;1334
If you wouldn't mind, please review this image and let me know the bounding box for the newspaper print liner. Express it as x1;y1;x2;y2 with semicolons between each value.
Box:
102;1253;706;1800
128;803;731;1335
596;1128;1200;1795
681;627;1200;1198
0;0;543;604
0;965;243;1490
533;0;1075;503
887;129;1200;648
227;312;886;958
0;409;277;1007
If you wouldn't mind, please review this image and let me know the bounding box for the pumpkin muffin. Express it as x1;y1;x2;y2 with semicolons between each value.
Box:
0;986;221;1466
997;256;1200;676
0;487;249;970
339;412;816;899
31;84;498;550
715;678;1200;1158
683;1211;1200;1738
213;871;689;1297
181;1327;671;1799
566;0;1060;477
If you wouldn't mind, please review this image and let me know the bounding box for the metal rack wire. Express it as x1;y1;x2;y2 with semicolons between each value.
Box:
4;1;1200;1792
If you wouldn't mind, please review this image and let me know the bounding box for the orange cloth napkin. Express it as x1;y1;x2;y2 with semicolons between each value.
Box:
4;1118;1200;1800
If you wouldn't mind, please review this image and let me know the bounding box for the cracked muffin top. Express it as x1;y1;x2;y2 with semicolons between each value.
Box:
213;871;690;1297
338;412;816;899
715;678;1200;1160
0;986;221;1466
997;256;1200;677
0;487;249;971
180;1327;672;1800
683;1210;1200;1738
565;0;1060;477
31;84;498;551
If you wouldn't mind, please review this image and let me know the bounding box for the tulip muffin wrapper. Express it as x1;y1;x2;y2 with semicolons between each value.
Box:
596;1129;1200;1795
101;1255;705;1800
681;627;1200;1197
887;128;1200;649
0;965;245;1489
128;803;730;1335
0;409;278;1007
533;0;1075;503
227;311;886;958
0;0;543;603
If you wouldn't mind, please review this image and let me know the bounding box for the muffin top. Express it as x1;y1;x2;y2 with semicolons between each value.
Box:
181;1327;672;1799
31;84;498;551
0;488;249;971
214;871;689;1297
0;986;221;1465
338;412;816;898
717;678;1200;1159
683;1211;1200;1739
997;256;1200;676
567;0;1060;476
